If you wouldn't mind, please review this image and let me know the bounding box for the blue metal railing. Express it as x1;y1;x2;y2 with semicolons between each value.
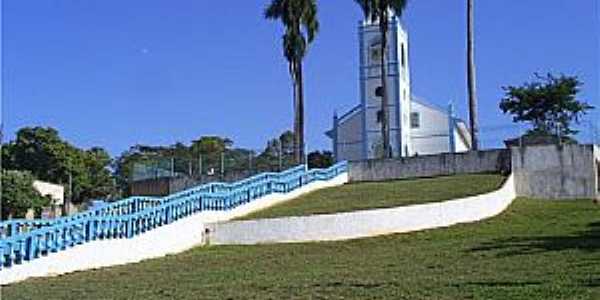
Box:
0;162;347;270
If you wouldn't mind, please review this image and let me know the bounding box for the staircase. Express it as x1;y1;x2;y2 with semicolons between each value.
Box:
0;162;348;283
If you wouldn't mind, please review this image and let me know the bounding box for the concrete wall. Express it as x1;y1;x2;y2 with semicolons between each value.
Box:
349;149;510;182
0;173;348;285
206;175;515;245
512;144;599;200
32;181;64;206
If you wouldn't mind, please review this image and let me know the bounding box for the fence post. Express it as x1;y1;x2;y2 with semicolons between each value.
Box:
333;111;339;161
221;152;225;179
171;157;175;177
248;152;253;174
448;102;456;153
278;143;283;171
198;153;203;179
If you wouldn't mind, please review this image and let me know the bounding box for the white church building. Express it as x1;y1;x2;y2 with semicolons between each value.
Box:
326;15;471;162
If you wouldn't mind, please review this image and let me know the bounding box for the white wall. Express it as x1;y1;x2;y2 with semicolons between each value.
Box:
32;181;65;206
0;174;348;285
410;101;451;155
207;175;515;245
336;111;363;162
454;122;471;152
360;20;411;159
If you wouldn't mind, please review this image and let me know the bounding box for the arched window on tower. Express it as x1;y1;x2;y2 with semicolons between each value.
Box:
369;37;385;65
401;44;406;68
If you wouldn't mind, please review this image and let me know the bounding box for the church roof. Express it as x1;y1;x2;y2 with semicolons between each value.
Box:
411;95;468;126
325;95;471;143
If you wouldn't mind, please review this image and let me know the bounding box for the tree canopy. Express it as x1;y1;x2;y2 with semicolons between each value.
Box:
3;127;115;204
265;0;319;65
500;73;594;138
1;170;50;219
307;150;334;169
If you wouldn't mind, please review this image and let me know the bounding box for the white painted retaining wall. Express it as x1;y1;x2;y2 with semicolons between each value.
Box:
0;173;348;285
207;175;516;245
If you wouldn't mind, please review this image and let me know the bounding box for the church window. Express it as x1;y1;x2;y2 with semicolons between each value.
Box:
375;86;384;97
369;38;386;64
410;112;420;129
401;44;406;68
370;46;382;64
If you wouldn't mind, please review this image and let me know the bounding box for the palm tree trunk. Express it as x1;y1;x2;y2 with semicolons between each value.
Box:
379;16;391;159
296;60;305;164
467;0;479;150
291;59;304;165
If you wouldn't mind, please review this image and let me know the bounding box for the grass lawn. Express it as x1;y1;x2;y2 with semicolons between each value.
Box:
240;173;506;220
4;198;600;299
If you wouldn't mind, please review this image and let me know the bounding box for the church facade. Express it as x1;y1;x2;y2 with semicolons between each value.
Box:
326;15;471;162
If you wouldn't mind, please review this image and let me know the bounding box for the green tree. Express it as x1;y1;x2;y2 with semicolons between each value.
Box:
6;127;115;203
113;145;157;195
82;147;116;200
255;130;299;172
500;73;594;140
265;0;319;164
467;0;480;150
307;150;334;169
191;136;233;156
1;170;50;219
354;0;408;158
191;136;234;174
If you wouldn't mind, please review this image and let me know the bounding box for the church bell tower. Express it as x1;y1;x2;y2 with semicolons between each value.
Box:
359;15;412;158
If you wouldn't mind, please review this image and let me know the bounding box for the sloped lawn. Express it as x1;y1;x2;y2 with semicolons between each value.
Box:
4;198;600;299
241;173;506;220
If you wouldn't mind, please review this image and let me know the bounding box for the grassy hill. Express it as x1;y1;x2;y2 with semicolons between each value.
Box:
241;173;505;220
4;175;599;299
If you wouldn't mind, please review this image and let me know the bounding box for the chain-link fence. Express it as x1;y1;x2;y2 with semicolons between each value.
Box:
126;145;314;197
131;149;301;183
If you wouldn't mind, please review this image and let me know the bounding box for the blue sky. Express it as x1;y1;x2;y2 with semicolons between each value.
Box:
2;1;599;156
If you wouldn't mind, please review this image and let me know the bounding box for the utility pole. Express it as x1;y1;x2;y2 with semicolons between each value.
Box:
467;0;480;151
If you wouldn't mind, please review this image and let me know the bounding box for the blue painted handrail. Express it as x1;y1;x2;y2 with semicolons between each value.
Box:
0;162;347;270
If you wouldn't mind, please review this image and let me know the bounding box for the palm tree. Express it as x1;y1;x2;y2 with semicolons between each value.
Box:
265;0;319;164
354;0;408;159
467;0;479;150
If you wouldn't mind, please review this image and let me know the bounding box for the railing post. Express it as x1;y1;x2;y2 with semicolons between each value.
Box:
0;243;5;270
127;217;133;238
11;222;18;237
25;236;35;261
85;220;92;241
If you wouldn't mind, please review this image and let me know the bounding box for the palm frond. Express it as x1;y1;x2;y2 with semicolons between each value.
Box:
265;0;319;63
388;0;408;18
264;0;285;19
